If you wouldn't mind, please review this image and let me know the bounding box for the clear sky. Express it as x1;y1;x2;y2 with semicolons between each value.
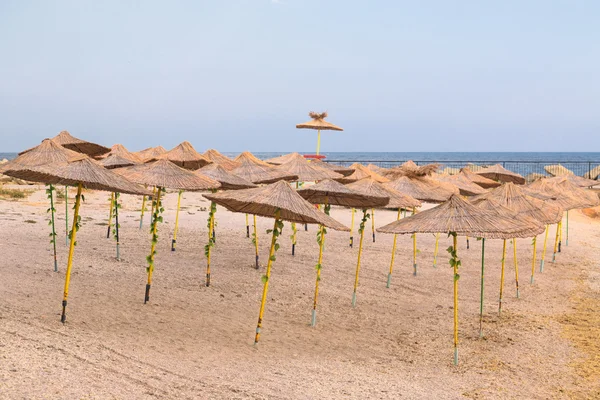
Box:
0;1;598;152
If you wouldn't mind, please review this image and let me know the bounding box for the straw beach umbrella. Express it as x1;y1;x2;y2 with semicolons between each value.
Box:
544;164;574;177
1;139;87;271
460;168;501;189
310;159;355;177
153;141;213;250
265;152;301;165
436;174;487;196
472;182;562;294
547;174;600;188
203;149;240;171
204;180;349;343
378;195;542;364
296;111;343;155
274;153;343;254
337;163;389;184
17;130;111;159
3;157;151;323
115;159;221;300
135;146;167;162
298;179;388;325
475;164;525;184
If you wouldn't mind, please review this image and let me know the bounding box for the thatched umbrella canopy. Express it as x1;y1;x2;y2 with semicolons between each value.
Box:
337;163;389;184
135;146;167;162
544;164;574;177
197;163;256;190
154;141;211;170
275;152;343;181
471;182;562;225
204;180;348;343
204;180;347;229
203;149;240;171
346;178;420;210
547;174;600;188
265;152;301;165
231;152;297;184
310;159;354;176
550;178;599;209
1;139;87;173
386;176;458;203
460;168;501;189
115;159;220;191
99;144;142;169
297;179;388;208
476;164;525;185
296;111;343;132
584;165;600;180
366;163;387;174
19;131;110;158
382;160;441;181
3;156;151;324
436;173;487;196
378;194;542;365
524;172;547;184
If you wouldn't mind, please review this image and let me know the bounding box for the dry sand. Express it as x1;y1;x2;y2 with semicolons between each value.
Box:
0;187;599;399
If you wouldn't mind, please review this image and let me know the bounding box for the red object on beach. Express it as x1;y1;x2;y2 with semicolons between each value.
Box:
303;154;326;161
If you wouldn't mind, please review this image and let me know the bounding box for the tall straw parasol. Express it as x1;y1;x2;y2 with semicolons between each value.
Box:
544;163;574;177
18;130;110;158
203;149;240;171
3;157;151;324
274;153;343;255
1;139;88;271
298;179;388;326
116;159;221;300
232;152;298;262
337;163;389;184
99;144;144;249
296;111;343;155
135;146;167;162
378;194;543;365
471;182;562;292
475;164;525;184
204;180;348;343
459;168;502;189
153;142;213;250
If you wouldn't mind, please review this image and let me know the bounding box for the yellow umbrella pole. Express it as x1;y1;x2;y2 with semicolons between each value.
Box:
291;182;298;255
106;192;114;239
205;200;216;287
498;239;507;316
64;186;69;246
253;215;259;269
351;209;368;307
349;208;355;248
558;216;563;253
245;213;250;238
386;208;401;288
371;208;376;242
139;194;147;229
513;239;520;298
530;236;537;284
433;233;440;268
540;225;549;272
60;183;83;323
412;207;417;276
552;222;560;263
171;190;183;251
311;197;329;326
254;211;282;344
145;187;163;304
451;233;460;365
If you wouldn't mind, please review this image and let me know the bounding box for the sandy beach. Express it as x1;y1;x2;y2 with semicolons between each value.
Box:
1;186;599;399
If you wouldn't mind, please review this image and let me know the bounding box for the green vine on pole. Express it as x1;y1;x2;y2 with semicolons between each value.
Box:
263;213;284;283
357;209;370;235
204;201;217;258
146;187;166;273
111;192;121;240
446;232;461;281
68;191;85;247
46;184;57;245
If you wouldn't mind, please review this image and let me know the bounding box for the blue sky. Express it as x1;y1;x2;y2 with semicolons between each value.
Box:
0;1;598;152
